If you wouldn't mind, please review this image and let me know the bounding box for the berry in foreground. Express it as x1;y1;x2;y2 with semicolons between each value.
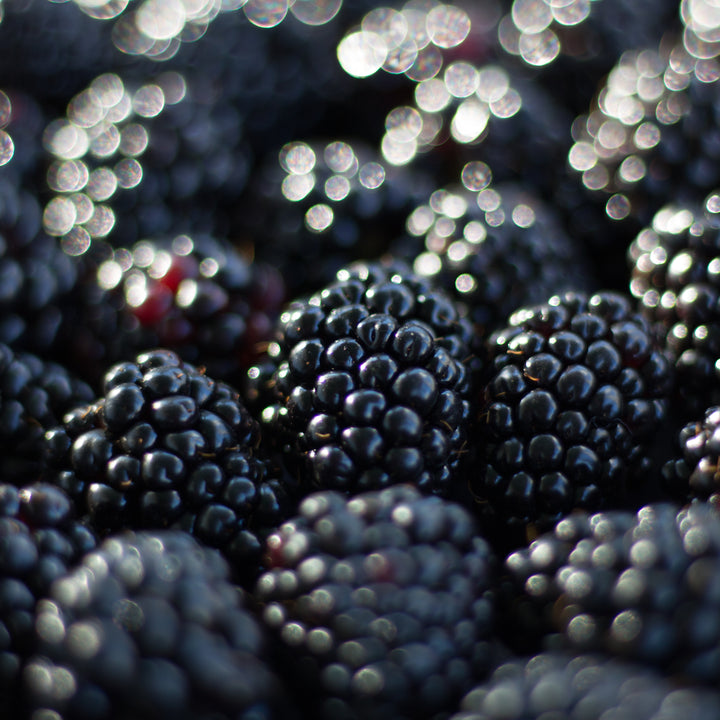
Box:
24;531;288;719
450;652;720;720
255;485;497;720
502;502;720;682
473;290;673;542
44;349;295;580
253;259;475;498
0;483;95;714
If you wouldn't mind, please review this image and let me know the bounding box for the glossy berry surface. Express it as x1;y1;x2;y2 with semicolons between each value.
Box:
24;531;287;719
449;652;720;720
474;291;672;539
663;405;720;504
502;502;720;682
255;485;497;720
0;482;95;713
629;204;720;417
0;343;93;483
255;259;474;498
44;349;295;579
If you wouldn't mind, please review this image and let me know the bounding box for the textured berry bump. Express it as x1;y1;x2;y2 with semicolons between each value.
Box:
24;531;288;720
255;485;497;720
0;344;93;483
0;482;95;712
474;291;673;537
255;259;475;497
663;405;720;504
629;204;720;417
43;349;294;578
502;503;720;681
449;653;720;720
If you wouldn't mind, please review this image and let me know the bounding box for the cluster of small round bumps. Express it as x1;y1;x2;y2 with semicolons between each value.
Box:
474;291;673;535
260;259;474;497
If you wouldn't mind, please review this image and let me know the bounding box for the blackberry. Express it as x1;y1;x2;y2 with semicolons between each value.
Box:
44;349;296;580
0;344;93;483
0;482;96;714
254;258;475;498
628;203;720;417
474;291;673;540
244;139;430;297
24;531;288;720
662;406;720;504
450;652;720;720
502;502;720;681
255;485;497;720
568;44;720;230
404;184;593;339
68;234;285;390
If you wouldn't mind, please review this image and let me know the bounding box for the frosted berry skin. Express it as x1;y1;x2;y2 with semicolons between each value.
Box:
256;259;475;498
502;503;720;682
629;204;720;417
663;406;720;504
43;349;294;579
0;483;95;713
474;291;673;537
255;485;496;720
449;653;720;720
24;531;287;720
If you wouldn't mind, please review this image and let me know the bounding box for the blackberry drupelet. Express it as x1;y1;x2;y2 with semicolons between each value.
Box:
0;343;93;483
629;203;720;418
43;349;296;581
70;234;285;390
255;485;497;720
24;531;288;720
502;502;720;681
0;482;96;714
405;184;593;339
474;291;673;541
449;652;720;720
662;406;720;504
254;258;475;497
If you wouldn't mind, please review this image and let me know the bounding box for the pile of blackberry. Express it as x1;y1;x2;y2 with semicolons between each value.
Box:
5;0;720;718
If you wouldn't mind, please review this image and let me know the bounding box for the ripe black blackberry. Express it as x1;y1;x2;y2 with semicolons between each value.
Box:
502;502;720;682
473;291;673;542
404;184;593;339
43;349;296;582
0;482;96;715
0;343;93;483
629;203;720;418
662;405;720;504
68;234;285;390
255;485;497;720
244;139;430;297
24;531;288;720
253;258;475;498
449;652;720;720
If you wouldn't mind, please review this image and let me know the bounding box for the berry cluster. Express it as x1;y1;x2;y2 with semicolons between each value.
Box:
3;1;720;718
